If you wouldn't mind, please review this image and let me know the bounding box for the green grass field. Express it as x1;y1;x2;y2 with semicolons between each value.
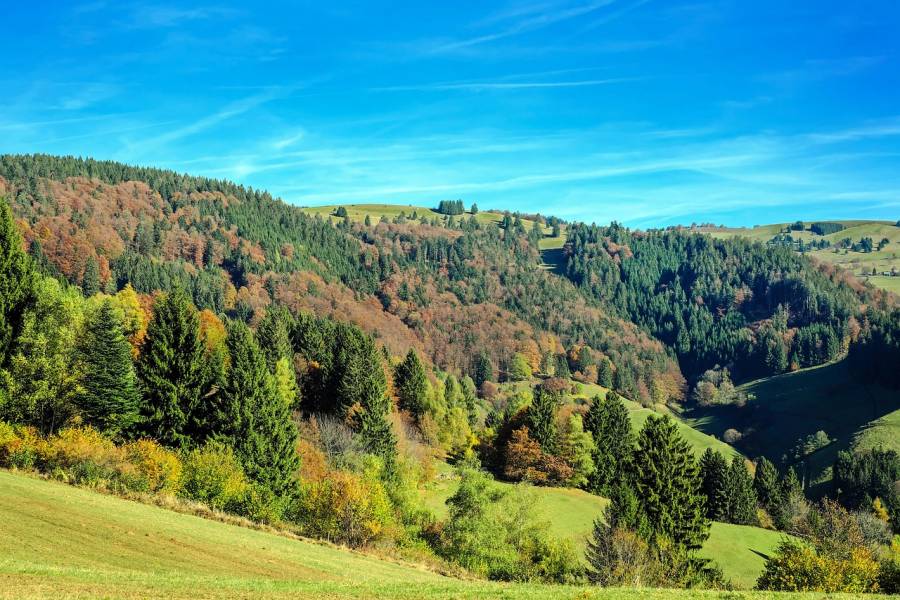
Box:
421;463;784;589
702;220;900;293
1;470;825;599
684;360;900;490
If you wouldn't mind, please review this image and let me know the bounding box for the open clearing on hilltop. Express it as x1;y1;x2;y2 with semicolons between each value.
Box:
684;359;900;491
1;470;816;598
703;220;900;293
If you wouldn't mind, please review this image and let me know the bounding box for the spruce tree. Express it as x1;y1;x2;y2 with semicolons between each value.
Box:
217;320;299;496
597;358;614;388
76;300;140;436
81;256;100;297
527;385;560;454
584;391;633;495
699;448;729;520
724;456;757;525
472;351;493;387
256;305;293;373
394;349;428;416
753;457;782;511
631;414;709;550
0;199;34;368
134;288;215;448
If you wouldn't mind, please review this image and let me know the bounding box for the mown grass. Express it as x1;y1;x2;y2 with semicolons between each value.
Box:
0;470;829;599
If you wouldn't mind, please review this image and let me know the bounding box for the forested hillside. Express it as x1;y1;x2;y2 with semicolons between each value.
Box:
0;154;681;404
2;153;900;595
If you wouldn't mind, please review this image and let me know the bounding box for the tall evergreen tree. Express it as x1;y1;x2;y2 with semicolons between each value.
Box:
256;305;293;373
526;384;561;454
631;414;709;550
753;457;782;512
394;349;428;416
472;351;493;387
699;448;729;520
333;325;395;459
217;320;299;496
76;300;140;436
134;288;216;448
81;256;100;297
584;391;633;495
725;457;757;525
597;358;614;388
0;199;34;368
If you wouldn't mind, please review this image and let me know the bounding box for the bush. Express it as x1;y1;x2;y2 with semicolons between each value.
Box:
0;422;43;469
289;469;395;547
179;441;250;511
122;439;182;494
756;539;879;593
41;426;123;487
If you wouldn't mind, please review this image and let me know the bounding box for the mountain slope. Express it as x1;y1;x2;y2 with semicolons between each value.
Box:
0;154;683;403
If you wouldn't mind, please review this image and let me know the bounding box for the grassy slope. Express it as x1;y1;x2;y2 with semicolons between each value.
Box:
684;360;900;489
1;470;814;599
421;463;783;589
499;380;741;460
703;220;900;293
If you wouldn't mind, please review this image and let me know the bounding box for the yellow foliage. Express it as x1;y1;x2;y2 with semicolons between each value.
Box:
757;540;880;593
123;439;182;494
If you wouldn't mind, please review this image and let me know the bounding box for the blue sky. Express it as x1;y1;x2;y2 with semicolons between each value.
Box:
2;1;900;227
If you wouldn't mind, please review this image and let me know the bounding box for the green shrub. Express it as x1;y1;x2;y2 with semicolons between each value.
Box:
232;483;285;524
179;441;249;511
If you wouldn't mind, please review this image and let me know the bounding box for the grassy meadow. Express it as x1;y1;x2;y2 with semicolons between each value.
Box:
0;469;824;599
421;462;784;589
684;359;900;490
702;220;900;293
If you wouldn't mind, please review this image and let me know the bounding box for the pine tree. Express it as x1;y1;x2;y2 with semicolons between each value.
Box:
394;349;428;416
134;288;216;448
597;358;614;388
699;448;729;520
631;414;709;550
725;456;757;525
76;300;140;436
472;351;493;387
81;256;100;297
256;305;293;373
753;457;782;511
273;356;300;410
526;384;560;454
0;199;34;368
217;320;299;496
584;391;633;495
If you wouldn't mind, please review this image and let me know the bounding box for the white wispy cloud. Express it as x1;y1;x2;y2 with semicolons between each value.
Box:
373;77;639;92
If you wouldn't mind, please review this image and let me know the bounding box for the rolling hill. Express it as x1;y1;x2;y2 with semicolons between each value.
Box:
1;469;788;596
702;220;900;294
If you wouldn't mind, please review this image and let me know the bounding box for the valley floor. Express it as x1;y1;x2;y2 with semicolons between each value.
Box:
0;470;873;600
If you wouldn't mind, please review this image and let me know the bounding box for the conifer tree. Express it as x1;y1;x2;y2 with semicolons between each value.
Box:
699;448;729;520
631;414;709;550
256;305;293;373
217;320;299;496
134;288;216;448
584;391;633;495
724;456;757;525
394;349;428;416
0;199;34;368
527;384;560;454
472;351;493;387
753;457;782;511
81;256;100;297
76;300;140;436
597;358;614;388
